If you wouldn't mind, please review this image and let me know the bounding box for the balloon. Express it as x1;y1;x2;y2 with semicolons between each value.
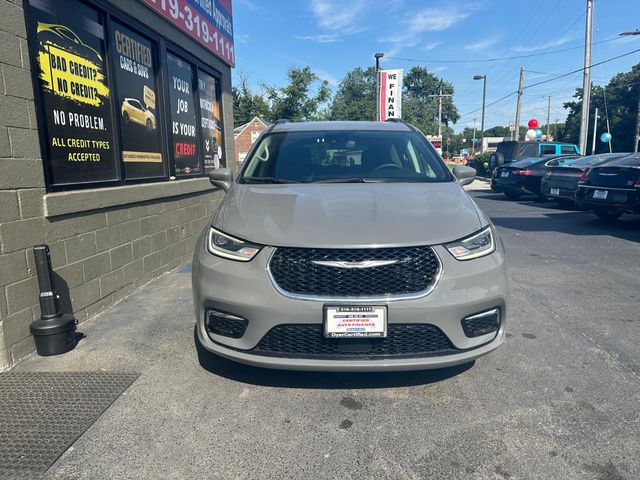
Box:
535;128;543;139
525;129;537;140
528;119;539;129
600;132;612;143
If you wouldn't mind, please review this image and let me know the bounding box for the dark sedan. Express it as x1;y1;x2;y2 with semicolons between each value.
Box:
575;153;640;221
491;154;581;200
541;153;629;204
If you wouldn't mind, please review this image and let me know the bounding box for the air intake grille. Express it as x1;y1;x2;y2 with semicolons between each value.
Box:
269;246;440;297
248;324;457;359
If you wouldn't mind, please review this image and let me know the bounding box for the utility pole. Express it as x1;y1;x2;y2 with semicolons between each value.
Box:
591;107;598;154
472;118;477;156
635;92;640;152
514;67;525;141
546;95;552;139
428;86;452;138
374;53;384;121
578;0;594;154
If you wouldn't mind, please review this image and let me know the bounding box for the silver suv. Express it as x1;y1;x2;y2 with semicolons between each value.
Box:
193;120;508;371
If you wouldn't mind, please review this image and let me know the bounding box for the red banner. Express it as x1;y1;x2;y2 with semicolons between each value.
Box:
143;0;235;67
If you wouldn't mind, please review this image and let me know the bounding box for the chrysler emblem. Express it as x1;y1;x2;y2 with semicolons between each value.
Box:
311;260;398;269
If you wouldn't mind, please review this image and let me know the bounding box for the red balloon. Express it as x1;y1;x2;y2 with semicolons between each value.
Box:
528;119;539;129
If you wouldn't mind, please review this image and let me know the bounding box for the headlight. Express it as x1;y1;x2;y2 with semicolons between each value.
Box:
445;226;495;261
207;227;261;261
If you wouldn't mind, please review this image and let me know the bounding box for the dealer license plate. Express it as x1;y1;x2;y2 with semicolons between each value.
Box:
500;171;509;178
324;306;387;338
593;189;608;200
550;188;560;196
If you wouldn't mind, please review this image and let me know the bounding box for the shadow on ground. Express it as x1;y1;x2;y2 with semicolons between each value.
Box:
194;328;474;389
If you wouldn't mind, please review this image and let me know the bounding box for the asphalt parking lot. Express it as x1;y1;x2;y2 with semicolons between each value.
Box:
15;188;640;480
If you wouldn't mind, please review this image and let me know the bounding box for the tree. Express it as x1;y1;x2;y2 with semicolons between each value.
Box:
265;67;331;122
402;66;459;135
483;125;510;137
232;74;271;128
329;67;377;121
558;62;640;153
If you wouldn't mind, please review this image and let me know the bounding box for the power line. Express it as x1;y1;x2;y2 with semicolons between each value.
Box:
386;37;624;64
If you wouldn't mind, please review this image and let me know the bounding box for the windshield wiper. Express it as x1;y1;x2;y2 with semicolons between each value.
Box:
309;177;380;183
241;176;299;184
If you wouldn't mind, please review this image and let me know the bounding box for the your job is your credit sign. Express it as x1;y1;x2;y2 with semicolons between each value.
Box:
378;69;403;121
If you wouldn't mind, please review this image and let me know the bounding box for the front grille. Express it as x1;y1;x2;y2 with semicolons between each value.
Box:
269;246;440;297
248;324;458;359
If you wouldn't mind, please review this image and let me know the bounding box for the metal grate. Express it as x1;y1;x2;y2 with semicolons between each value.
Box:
461;312;501;338
269;246;440;297
248;323;458;359
0;371;138;476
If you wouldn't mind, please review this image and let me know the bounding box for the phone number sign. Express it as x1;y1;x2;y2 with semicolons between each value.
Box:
143;0;235;67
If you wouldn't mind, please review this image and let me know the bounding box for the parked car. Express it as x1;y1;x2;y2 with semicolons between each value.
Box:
491;154;581;200
121;98;156;131
489;141;580;170
575;153;640;221
193;120;508;371
541;152;630;204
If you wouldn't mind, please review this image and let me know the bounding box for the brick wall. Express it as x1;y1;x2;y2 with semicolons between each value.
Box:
235;118;267;165
0;0;229;370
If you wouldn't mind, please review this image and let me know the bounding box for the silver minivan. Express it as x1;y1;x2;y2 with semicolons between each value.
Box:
193;120;508;371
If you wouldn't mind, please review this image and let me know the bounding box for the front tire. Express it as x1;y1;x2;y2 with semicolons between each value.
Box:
594;209;622;221
123;111;129;123
146;119;153;131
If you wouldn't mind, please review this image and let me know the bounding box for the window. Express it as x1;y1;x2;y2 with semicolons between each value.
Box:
251;130;261;144
240;130;451;184
561;145;577;154
25;0;226;191
540;145;556;155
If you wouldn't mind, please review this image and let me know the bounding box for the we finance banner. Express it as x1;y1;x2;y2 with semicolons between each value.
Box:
379;69;403;121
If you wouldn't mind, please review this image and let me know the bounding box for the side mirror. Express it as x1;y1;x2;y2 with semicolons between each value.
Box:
209;168;233;192
453;165;476;187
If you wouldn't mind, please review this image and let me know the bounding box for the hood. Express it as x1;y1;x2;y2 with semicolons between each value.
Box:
214;182;484;248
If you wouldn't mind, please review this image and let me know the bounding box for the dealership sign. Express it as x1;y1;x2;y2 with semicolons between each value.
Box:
379;69;403;121
143;0;235;66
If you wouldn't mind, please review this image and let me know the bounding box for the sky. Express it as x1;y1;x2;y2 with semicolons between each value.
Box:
232;0;640;133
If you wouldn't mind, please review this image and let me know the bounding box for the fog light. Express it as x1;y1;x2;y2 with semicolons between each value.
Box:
461;308;500;338
206;309;248;338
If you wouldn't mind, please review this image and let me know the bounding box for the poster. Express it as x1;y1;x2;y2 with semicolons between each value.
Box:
197;70;224;171
110;21;165;179
29;0;118;186
378;69;403;121
167;53;200;176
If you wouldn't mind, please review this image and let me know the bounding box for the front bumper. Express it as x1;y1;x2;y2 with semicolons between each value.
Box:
192;233;508;371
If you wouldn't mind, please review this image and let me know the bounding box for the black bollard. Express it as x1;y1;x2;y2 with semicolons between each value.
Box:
29;245;77;356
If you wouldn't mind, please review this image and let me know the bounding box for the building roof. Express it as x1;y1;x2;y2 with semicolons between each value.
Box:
234;116;268;138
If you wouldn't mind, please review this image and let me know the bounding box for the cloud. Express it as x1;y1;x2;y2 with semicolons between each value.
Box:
405;6;471;33
423;41;442;51
464;35;501;51
294;34;341;43
235;34;250;44
308;0;368;34
313;68;339;86
511;35;579;52
235;0;262;12
432;66;448;72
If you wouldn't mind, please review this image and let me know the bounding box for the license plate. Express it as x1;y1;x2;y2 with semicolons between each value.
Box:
593;190;608;200
500;171;509;178
324;306;387;338
550;188;560;196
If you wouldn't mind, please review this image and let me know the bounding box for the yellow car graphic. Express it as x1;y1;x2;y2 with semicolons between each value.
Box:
37;23;103;63
121;98;156;131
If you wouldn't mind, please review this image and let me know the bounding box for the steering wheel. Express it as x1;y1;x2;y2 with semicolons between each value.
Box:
372;163;403;172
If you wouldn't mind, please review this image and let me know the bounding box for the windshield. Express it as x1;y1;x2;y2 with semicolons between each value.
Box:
607;153;640;167
239;130;452;183
569;153;628;167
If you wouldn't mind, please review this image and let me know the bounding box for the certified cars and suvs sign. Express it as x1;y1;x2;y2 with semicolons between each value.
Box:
379;69;403;121
143;0;235;67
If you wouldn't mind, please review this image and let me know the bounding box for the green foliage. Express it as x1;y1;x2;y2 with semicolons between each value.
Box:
402;66;459;135
265;67;331;122
232;74;270;128
558;62;640;152
329;67;377;121
469;152;491;176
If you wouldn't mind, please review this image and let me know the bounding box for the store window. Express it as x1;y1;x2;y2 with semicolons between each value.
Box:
25;0;227;192
27;0;118;188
